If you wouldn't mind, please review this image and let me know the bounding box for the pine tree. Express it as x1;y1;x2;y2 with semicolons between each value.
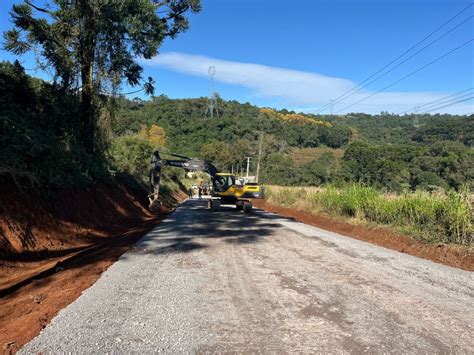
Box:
3;0;201;153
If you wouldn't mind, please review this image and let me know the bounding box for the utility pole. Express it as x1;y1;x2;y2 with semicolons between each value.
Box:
255;132;264;183
245;157;251;180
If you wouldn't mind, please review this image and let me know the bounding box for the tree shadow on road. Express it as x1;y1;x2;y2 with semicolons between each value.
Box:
124;199;297;259
0;199;294;297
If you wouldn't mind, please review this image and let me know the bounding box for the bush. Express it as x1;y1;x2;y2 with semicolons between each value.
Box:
109;136;154;182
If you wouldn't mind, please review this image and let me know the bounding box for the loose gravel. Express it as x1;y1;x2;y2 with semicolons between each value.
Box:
21;199;474;353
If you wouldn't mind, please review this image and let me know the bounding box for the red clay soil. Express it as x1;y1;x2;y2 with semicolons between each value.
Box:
253;200;474;272
0;182;184;353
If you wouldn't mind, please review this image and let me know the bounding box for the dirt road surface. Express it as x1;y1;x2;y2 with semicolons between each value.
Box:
21;199;474;353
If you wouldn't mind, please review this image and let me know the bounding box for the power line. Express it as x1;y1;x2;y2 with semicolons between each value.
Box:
412;92;474;113
327;102;416;107
401;88;473;114
334;39;473;114
414;88;473;109
315;3;473;114
325;15;473;113
316;3;473;113
422;96;474;113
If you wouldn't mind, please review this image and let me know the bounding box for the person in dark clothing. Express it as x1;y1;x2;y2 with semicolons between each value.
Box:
198;186;202;200
188;187;193;199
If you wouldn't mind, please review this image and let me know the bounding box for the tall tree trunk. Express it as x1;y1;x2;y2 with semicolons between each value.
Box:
80;60;95;153
78;0;96;154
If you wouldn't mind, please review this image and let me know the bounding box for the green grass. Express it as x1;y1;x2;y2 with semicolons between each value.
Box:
265;184;473;245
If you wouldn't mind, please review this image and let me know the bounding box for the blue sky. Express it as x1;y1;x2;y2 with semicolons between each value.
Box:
1;0;473;114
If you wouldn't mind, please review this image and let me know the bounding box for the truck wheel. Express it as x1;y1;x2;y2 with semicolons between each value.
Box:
210;199;221;211
243;201;252;213
236;201;244;210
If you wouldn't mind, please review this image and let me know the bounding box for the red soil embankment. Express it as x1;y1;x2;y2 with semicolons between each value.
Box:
254;200;473;272
0;181;183;352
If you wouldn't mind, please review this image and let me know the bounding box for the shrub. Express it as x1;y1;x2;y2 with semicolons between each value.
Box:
109;136;154;182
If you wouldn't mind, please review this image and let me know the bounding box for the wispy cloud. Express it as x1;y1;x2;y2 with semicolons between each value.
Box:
143;52;473;114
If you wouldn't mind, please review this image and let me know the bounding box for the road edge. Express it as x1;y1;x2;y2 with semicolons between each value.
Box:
253;200;473;272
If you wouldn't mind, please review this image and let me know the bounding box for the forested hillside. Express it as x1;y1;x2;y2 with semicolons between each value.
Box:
2;60;471;194
113;95;473;192
328;112;474;146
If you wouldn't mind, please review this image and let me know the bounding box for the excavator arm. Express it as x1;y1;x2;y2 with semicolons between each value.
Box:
149;151;218;209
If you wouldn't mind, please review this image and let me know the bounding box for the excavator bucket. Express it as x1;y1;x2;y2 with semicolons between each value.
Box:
148;193;162;212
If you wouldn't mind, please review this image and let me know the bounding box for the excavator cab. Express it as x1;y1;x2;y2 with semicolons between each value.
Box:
211;173;264;210
213;173;236;193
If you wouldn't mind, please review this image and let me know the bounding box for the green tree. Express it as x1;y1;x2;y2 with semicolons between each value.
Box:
200;140;233;170
4;0;201;152
302;152;336;185
110;135;154;181
411;171;448;191
323;125;352;148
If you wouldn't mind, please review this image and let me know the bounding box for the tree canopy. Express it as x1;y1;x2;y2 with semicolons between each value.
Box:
4;0;201;152
112;95;473;192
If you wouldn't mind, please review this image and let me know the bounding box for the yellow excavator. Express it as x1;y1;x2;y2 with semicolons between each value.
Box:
149;151;264;212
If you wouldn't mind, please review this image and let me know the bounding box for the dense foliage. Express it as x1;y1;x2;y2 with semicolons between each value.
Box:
0;61;107;187
113;95;473;192
2;0;199;188
341;140;473;192
2;60;472;193
4;0;200;152
327;112;474;147
113;95;352;153
0;61;175;189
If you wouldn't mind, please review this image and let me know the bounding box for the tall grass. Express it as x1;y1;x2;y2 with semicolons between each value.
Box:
265;185;473;245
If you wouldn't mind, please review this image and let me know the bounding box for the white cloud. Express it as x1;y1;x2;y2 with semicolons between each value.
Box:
143;52;473;115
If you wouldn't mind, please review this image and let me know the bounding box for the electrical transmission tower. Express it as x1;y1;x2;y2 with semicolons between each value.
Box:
205;66;219;118
413;116;420;128
413;106;420;128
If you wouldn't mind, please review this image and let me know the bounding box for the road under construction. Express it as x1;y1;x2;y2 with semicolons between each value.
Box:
21;199;474;353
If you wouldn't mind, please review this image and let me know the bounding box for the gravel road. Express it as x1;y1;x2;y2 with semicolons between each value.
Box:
21;199;474;353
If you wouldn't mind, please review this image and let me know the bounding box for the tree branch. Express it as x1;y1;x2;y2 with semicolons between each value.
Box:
100;86;145;96
152;0;171;8
165;8;187;20
25;0;55;17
